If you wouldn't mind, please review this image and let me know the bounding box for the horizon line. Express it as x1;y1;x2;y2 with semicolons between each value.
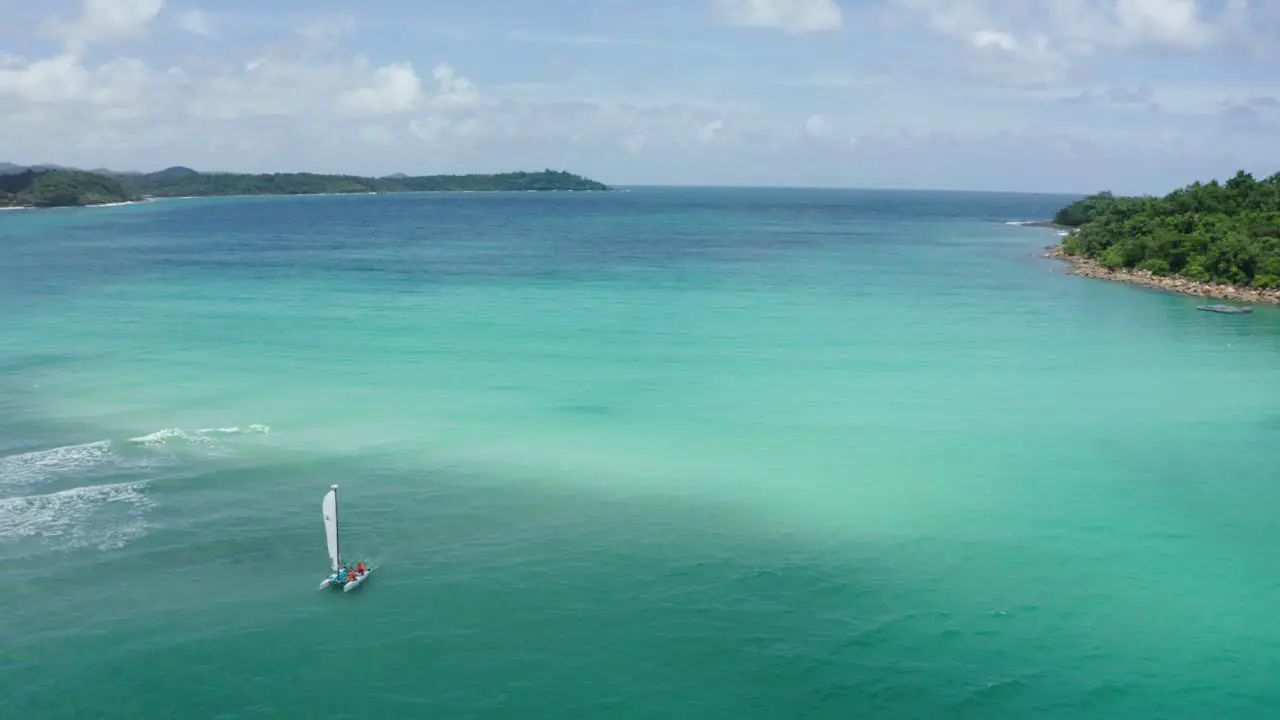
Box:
612;183;1090;196
1;159;1101;197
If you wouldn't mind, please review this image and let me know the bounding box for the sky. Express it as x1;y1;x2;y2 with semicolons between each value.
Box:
0;0;1278;194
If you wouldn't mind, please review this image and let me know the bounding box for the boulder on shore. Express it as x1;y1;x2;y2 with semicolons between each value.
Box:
1043;244;1280;306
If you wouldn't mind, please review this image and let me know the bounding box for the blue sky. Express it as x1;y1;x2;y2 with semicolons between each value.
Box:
0;0;1277;193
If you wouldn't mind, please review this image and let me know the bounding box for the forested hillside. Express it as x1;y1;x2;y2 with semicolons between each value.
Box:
0;169;136;208
0;164;612;208
1053;170;1280;288
118;168;611;197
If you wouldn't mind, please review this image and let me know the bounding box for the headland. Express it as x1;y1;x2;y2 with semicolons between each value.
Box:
0;163;611;209
1038;169;1280;306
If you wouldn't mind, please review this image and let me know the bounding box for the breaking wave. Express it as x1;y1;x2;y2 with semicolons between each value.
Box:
0;424;272;555
0;481;154;553
127;424;271;448
0;440;123;490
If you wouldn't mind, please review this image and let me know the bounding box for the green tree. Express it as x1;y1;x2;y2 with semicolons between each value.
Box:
0;169;137;208
1053;170;1280;288
117;168;611;197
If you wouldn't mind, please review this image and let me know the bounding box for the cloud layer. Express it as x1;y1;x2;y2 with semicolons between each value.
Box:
0;0;1277;193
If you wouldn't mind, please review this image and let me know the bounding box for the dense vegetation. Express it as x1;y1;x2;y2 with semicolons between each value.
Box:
0;169;138;208
0;164;611;208
1053;170;1280;288
116;167;611;197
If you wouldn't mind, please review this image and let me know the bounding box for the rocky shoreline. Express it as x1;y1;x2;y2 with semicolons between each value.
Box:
1021;221;1076;231
1043;243;1280;306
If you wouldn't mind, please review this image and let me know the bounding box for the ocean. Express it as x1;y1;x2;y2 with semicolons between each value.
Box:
2;188;1278;718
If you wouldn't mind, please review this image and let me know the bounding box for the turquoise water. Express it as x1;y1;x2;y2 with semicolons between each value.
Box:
3;189;1279;718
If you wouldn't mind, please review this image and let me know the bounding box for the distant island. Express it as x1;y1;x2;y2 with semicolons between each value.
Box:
0;168;141;209
0;163;611;209
1045;169;1280;306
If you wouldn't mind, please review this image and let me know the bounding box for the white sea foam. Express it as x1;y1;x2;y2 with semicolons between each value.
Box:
0;423;273;492
196;424;271;435
128;427;217;448
83;199;153;210
0;423;273;552
127;425;272;456
0;481;154;552
0;441;119;489
132;424;271;442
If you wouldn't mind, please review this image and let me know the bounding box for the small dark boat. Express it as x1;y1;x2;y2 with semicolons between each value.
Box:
1197;304;1252;314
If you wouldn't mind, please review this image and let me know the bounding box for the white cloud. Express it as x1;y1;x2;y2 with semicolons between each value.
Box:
890;0;1248;63
45;0;164;52
711;0;843;33
0;47;450;131
431;64;480;111
339;62;423;117
0;2;1275;191
0;34;745;173
1110;0;1214;49
802;113;859;151
698;118;726;142
177;9;211;37
969;29;1017;52
877;0;1264;91
0;55;88;105
803;112;833;138
0;54;163;110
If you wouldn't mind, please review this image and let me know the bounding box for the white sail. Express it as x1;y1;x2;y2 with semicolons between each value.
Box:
322;485;340;572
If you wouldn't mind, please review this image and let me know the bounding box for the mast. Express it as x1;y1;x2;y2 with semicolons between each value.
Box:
331;483;340;569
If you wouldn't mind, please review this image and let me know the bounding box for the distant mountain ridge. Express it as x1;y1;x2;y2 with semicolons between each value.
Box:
0;161;72;175
0;162;612;208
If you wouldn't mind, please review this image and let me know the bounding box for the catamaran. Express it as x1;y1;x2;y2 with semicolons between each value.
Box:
318;484;373;592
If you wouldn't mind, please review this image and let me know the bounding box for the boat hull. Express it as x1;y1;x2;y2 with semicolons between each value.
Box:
1197;304;1252;313
343;569;372;592
319;567;373;592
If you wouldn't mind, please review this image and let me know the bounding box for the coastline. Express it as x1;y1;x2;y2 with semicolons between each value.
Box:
1;198;151;211
2;185;609;213
0;167;611;214
1008;220;1075;231
1043;243;1280;306
3;188;609;211
144;187;605;202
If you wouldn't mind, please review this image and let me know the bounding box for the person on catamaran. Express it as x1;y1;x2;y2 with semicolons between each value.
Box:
357;562;366;574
